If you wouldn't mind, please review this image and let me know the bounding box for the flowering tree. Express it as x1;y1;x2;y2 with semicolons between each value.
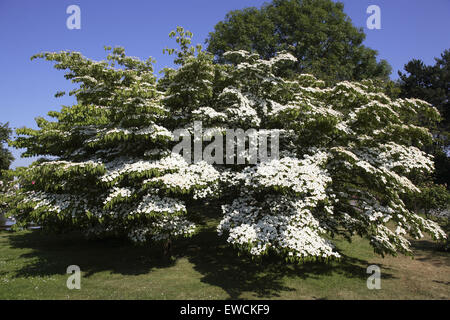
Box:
10;29;446;262
10;45;219;246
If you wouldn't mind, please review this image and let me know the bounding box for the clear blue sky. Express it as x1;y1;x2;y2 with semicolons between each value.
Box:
1;0;449;168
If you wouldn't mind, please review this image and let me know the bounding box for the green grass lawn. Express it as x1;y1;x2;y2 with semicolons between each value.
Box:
0;210;449;300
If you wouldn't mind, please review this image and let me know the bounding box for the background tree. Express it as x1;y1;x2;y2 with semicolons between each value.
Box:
0;122;14;172
206;0;391;83
398;49;450;187
0;122;14;225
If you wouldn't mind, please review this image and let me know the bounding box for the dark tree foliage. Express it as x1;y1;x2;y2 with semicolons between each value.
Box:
206;0;391;83
399;49;450;187
0;122;14;172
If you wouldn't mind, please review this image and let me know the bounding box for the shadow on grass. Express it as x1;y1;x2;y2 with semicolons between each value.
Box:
409;239;449;267
182;224;396;299
3;206;396;299
180;205;396;299
6;230;176;278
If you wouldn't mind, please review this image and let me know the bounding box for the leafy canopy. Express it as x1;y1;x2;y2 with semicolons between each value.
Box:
0;122;14;172
399;49;450;187
206;0;391;83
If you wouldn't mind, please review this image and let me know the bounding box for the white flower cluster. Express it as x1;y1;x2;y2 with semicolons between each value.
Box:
128;215;196;243
135;124;174;139
104;125;173;139
376;142;434;174
86;124;173;145
331;147;422;193
192;107;227;121
135;194;186;216
24;191;88;216
101;153;187;183
218;195;340;259
237;153;331;199
36;159;102;169
370;225;411;254
412;215;447;240
145;160;220;198
219;87;261;126
103;187;133;205
267;52;297;67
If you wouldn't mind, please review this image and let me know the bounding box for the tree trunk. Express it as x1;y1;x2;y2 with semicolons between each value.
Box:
163;238;172;257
